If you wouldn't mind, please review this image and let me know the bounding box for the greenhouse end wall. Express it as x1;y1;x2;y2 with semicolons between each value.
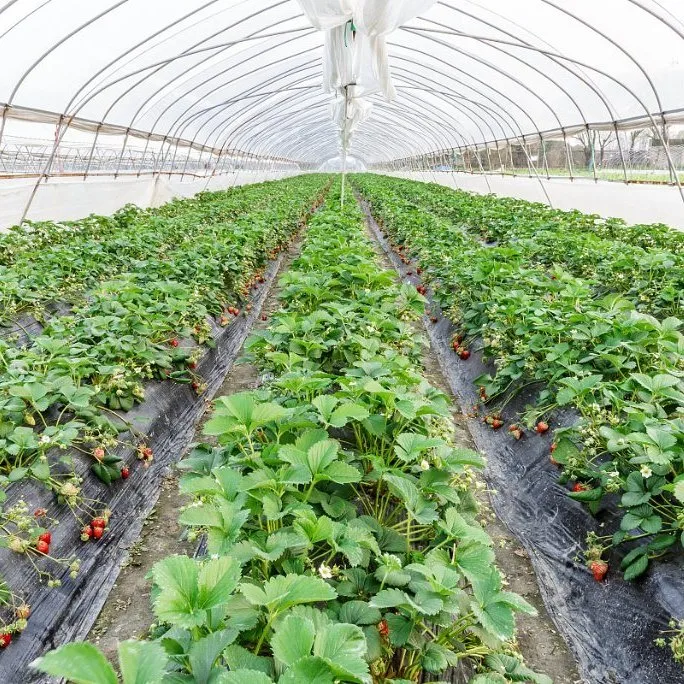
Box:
0;172;298;230
390;172;684;231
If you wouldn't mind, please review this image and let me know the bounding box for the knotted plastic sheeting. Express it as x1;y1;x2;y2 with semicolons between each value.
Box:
297;0;437;155
332;92;372;148
298;0;436;98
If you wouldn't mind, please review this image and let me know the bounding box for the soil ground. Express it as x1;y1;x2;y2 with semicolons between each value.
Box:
90;199;582;684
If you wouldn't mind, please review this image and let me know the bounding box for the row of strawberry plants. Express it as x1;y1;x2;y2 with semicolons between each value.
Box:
0;176;329;646
31;184;548;684
0;175;327;475
385;174;684;253
353;174;684;584
373;175;683;320
0;179;311;325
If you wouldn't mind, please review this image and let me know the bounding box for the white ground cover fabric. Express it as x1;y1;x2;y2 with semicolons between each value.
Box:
392;171;684;230
0;172;296;230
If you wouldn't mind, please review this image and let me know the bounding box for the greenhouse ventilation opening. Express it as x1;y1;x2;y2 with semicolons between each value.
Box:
1;2;684;684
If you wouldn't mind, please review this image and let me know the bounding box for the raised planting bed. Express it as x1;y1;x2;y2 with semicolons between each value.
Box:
354;173;684;682
0;175;330;679
30;182;551;684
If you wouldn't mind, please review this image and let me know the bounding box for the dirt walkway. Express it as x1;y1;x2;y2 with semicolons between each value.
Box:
357;193;582;684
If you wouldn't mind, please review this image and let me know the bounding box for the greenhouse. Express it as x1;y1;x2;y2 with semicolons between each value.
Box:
0;1;683;682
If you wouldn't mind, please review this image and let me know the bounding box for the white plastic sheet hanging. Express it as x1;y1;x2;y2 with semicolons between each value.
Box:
332;91;372;146
297;0;437;98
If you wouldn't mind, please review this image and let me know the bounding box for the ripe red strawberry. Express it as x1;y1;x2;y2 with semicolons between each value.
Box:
378;619;390;638
81;525;93;541
407;271;413;276
0;633;11;648
169;338;179;348
572;482;589;492
458;349;470;360
38;532;51;545
589;560;608;581
92;518;106;529
92;526;104;540
234;308;241;316
261;314;267;321
36;540;49;554
33;508;47;518
192;381;200;392
416;268;423;275
536;421;549;434
188;361;197;370
93;447;105;461
431;316;438;323
491;419;503;430
121;465;130;479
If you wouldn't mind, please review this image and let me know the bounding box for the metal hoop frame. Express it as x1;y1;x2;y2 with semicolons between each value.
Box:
0;0;682;211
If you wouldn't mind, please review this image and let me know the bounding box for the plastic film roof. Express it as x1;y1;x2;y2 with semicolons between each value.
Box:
1;0;684;168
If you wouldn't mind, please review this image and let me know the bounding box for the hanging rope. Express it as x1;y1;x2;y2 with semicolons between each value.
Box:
343;18;356;47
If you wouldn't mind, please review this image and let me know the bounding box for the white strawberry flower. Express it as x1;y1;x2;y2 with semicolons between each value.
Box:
640;464;653;479
318;564;333;579
420;459;430;471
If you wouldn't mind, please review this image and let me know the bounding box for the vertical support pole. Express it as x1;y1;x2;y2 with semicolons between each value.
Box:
661;113;675;184
541;134;550;179
614;121;629;183
563;130;574;180
340;84;351;209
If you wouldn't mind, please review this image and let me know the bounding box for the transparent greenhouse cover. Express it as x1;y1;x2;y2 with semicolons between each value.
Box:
1;0;684;225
